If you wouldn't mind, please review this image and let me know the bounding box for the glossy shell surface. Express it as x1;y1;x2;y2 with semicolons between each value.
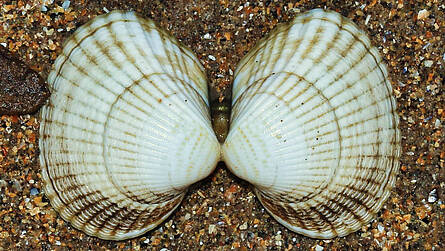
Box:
39;11;220;240
222;9;401;239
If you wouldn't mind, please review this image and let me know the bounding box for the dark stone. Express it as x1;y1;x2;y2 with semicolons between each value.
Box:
0;47;50;115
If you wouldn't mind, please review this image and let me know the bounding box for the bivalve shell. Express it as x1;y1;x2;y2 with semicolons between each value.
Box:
222;9;401;239
39;11;221;240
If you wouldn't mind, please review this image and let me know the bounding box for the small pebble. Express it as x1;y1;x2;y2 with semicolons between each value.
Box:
0;179;7;189
365;15;371;25
423;60;433;67
12;179;22;192
315;244;324;251
428;189;437;203
203;33;212;39
30;188;39;196
377;223;384;232
208;55;216;61
62;0;70;10
208;224;216;234
417;9;429;20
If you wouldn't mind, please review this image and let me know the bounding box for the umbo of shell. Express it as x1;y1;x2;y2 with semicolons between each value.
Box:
39;9;401;240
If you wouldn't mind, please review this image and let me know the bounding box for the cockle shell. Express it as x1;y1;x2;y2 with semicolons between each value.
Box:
222;9;401;239
39;11;220;240
40;8;401;241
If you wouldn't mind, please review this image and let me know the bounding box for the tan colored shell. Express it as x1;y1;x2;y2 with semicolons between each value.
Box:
39;11;220;240
222;9;401;238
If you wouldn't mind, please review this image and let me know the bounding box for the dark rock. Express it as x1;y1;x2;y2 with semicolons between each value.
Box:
0;47;50;115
